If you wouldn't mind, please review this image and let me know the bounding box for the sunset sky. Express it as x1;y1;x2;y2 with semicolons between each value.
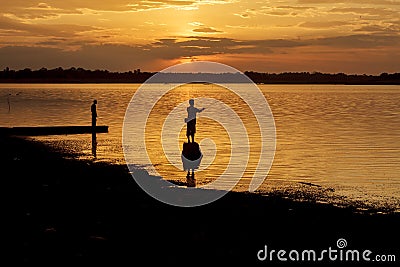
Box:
0;0;399;74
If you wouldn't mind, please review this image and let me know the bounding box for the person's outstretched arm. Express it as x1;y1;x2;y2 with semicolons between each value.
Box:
194;107;205;114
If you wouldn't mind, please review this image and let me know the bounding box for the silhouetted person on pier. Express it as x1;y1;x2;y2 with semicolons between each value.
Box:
91;100;97;128
185;99;205;143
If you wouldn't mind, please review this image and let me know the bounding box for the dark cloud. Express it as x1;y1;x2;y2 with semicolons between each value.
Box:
152;36;299;56
276;6;314;10
299;21;352;28
0;45;152;71
329;7;398;17
0;33;399;71
148;37;240;59
241;39;307;48
297;0;400;5
263;10;293;16
313;34;400;48
0;37;259;71
192;27;222;33
353;24;399;33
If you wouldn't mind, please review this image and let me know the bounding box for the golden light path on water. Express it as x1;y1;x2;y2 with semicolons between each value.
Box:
1;83;399;209
144;83;262;190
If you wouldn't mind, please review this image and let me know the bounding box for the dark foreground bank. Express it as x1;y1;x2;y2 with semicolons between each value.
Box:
5;135;399;265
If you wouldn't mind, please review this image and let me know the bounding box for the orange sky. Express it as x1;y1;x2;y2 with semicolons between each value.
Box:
0;0;399;74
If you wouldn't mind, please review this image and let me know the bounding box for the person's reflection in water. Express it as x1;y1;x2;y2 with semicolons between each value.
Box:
182;142;202;188
91;132;97;159
186;170;196;187
91;99;98;159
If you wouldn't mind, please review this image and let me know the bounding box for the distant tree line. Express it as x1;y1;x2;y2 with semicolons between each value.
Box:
0;67;153;83
0;67;399;84
244;71;400;85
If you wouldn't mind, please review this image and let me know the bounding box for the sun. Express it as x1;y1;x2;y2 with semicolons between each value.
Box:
178;56;198;64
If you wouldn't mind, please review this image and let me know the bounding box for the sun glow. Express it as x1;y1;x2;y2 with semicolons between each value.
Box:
0;1;399;73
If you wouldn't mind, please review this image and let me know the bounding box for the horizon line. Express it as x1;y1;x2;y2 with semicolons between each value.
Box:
1;67;399;76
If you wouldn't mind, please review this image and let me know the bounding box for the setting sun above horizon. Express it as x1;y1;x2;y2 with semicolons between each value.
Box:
0;0;399;74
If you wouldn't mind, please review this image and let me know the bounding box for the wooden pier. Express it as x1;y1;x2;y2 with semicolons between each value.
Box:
0;126;108;136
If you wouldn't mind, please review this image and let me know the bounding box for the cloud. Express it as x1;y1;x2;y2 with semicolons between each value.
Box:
154;36;306;57
1;33;398;66
120;34;400;54
329;7;398;17
1;31;399;73
297;0;400;5
1;2;81;20
192;27;222;33
0;37;272;71
13;2;82;19
37;3;52;9
241;39;307;48
299;21;353;28
149;37;242;58
249;5;319;18
353;24;399;33
234;13;250;18
188;22;204;26
313;34;400;48
0;14;101;43
276;6;314;10
0;0;236;20
0;16;111;53
0;44;155;71
126;0;199;11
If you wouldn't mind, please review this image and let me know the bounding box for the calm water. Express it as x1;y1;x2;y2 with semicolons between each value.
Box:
1;84;399;207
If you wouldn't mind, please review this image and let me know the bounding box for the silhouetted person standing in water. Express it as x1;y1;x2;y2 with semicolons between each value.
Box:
91;99;97;128
186;99;205;143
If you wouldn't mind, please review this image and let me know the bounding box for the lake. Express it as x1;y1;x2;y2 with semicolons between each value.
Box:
1;83;399;208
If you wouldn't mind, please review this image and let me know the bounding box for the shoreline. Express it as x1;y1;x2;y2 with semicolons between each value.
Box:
2;81;400;85
8;135;399;264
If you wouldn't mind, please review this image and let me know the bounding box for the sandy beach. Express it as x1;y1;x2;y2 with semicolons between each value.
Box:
6;135;399;265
